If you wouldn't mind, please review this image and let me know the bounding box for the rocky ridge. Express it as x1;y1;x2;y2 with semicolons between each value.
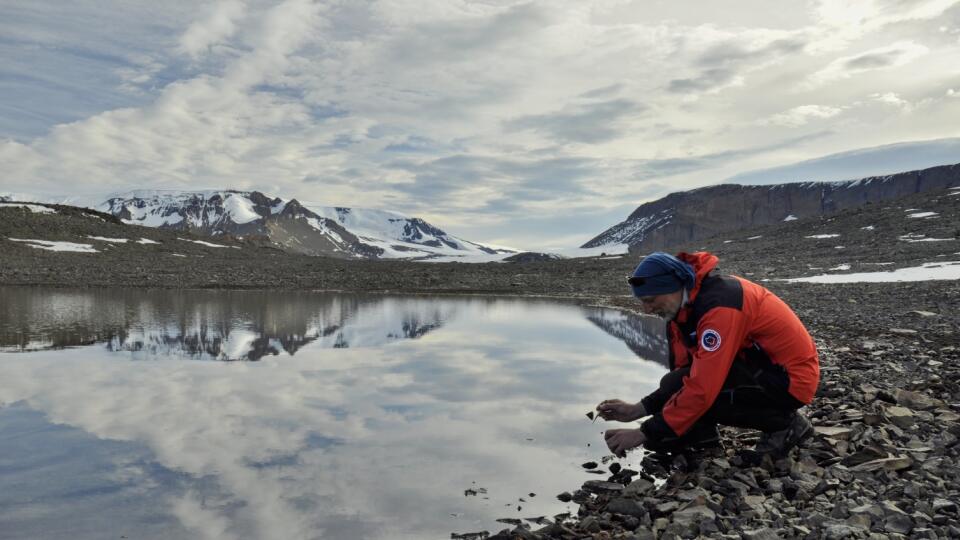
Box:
583;162;959;254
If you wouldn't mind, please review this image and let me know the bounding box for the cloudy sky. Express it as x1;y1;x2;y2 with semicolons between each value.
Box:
2;1;959;249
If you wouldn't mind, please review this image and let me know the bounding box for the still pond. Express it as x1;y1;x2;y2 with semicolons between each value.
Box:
0;287;667;539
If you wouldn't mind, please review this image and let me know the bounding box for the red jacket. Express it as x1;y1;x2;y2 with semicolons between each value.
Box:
641;252;820;439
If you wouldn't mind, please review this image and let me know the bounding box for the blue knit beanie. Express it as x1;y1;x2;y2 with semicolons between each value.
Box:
628;252;696;297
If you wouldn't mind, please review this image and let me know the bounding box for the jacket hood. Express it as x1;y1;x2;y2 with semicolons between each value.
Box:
676;251;718;302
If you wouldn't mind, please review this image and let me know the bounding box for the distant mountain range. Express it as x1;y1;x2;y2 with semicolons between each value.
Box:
98;190;514;260
584;162;960;252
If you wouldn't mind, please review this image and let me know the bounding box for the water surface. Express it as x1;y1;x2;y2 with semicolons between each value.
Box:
0;287;667;539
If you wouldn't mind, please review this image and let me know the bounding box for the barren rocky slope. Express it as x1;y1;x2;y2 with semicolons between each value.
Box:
583;162;959;254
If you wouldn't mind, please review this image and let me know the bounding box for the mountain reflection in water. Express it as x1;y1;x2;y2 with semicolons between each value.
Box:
0;287;667;365
0;287;669;540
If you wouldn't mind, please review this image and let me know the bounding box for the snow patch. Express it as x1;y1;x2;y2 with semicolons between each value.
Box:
907;211;938;218
178;238;237;249
222;194;260;224
899;234;955;243
87;235;129;243
137;238;160;244
309;205;515;259
747;235;763;240
420;252;520;263
9;238;98;253
0;203;55;214
549;244;630;259
829;264;851;271
805;234;840;239
861;225;875;231
305;217;344;244
783;215;797;222
785;261;960;283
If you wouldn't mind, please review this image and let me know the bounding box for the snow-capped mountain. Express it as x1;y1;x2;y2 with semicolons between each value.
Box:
99;190;514;260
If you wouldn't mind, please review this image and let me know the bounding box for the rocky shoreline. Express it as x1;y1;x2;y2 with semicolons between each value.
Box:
463;277;959;540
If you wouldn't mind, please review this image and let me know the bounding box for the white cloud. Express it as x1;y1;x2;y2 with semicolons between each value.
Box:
2;0;960;247
177;0;247;59
810;0;960;50
766;104;845;127
870;91;913;110
807;41;930;87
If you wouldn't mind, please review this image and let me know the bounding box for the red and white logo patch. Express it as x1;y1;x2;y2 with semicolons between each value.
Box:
700;329;722;352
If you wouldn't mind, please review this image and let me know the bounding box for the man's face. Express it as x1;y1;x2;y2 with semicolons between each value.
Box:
638;290;684;320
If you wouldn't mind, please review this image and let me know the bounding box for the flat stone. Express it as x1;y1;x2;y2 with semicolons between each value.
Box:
606;497;646;519
623;478;655;497
908;310;938;317
671;504;715;526
824;523;860;539
882;501;909;516
743;494;766;514
842;445;888;466
850;504;885;521
654;501;679;515
884;514;914;534
888;328;918;334
581;480;623;494
719;478;750;497
885;406;915;429
851;456;913;471
937;410;960;422
579;515;601;533
742;527;778;540
815;426;854;440
894;389;943;410
933;498;958;514
845;513;872;530
451;532;491;540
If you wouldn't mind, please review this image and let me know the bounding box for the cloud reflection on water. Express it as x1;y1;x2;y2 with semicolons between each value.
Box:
0;289;667;539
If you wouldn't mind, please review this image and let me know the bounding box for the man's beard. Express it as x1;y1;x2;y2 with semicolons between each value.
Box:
657;295;684;320
658;304;680;320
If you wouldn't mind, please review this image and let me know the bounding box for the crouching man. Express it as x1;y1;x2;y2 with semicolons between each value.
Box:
598;251;819;461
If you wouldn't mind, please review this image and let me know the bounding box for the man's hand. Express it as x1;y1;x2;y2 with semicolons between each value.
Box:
596;399;646;422
604;428;647;458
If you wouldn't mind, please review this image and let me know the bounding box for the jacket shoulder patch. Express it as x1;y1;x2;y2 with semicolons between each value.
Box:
700;328;722;352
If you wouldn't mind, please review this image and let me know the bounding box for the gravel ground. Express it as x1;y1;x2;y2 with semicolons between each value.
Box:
2;189;959;539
